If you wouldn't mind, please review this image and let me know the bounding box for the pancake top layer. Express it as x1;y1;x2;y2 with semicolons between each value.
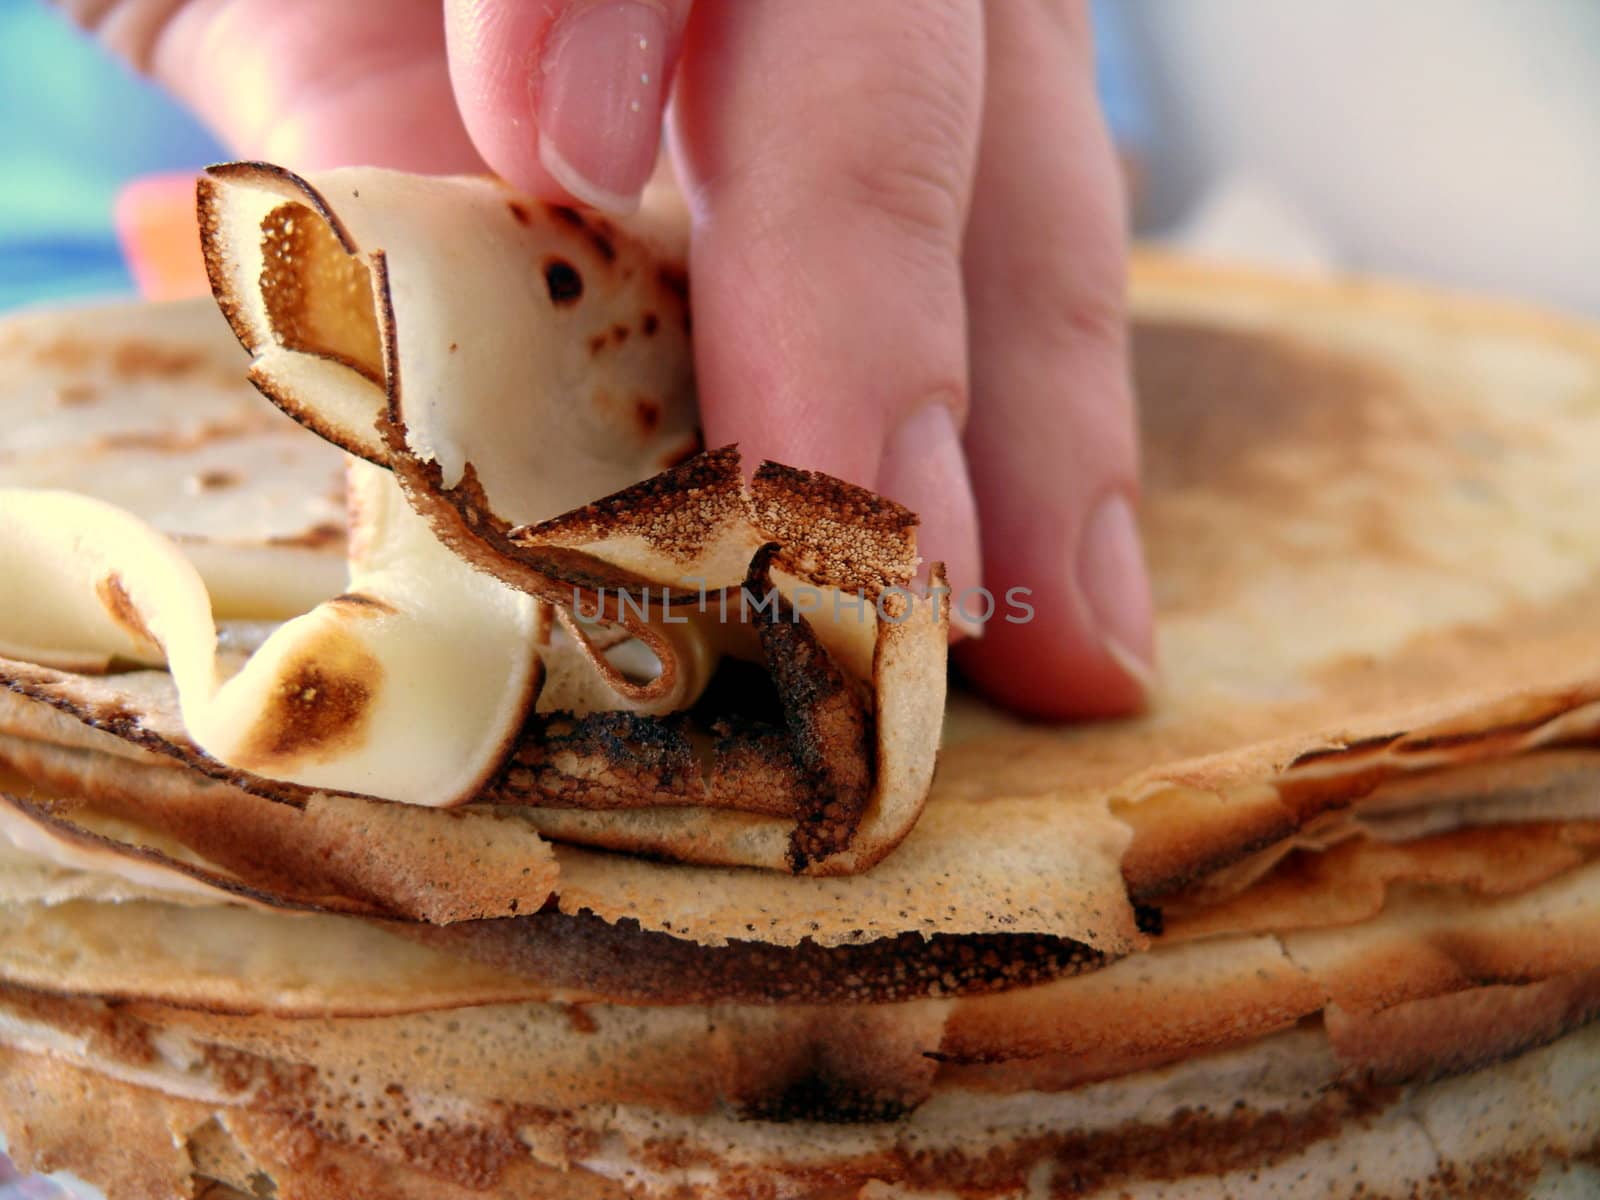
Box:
3;176;1600;971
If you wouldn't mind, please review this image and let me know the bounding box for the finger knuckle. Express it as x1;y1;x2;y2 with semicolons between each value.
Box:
793;7;981;254
1003;254;1128;359
71;0;178;75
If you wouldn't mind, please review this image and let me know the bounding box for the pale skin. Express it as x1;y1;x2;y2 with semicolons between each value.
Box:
68;0;1154;718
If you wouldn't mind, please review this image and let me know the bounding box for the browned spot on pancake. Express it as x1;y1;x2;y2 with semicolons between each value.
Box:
564;1004;598;1034
506;200;532;226
111;340;205;379
93;417;270;453
0;662;313;807
750;461;919;594
0;984;159;1069
449;342;458;353
634;396;661;434
28;335;95;371
24;336;232;387
1135;318;1453;618
519;445;746;565
611;323;630;345
268;521;344;550
548;203;617;262
641;311;659;336
190;469;238;492
587;332;607;356
488;711;703;809
658;264;688;304
1136;320;1416;495
94;573;158;651
51;382;98;407
543;258;583;306
257;201;385;385
328;592;397;616
234;637;381;770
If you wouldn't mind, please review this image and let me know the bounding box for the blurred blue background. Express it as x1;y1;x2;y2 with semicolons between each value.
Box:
0;0;224;310
0;0;1144;314
3;0;1597;315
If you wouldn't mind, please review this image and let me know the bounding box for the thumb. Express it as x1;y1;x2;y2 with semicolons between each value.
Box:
446;0;693;212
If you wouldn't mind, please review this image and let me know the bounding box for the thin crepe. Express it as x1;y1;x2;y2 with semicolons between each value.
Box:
0;462;543;809
194;163;950;872
0;170;952;871
0;977;1595;1198
7;251;1600;945
3;254;1600;1199
0;733;559;924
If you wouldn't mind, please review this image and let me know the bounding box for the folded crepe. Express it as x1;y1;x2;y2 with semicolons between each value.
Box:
0;171;1599;1198
2;163;949;878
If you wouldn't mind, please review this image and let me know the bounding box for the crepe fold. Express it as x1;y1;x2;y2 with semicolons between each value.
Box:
4;217;1600;1196
0;163;957;877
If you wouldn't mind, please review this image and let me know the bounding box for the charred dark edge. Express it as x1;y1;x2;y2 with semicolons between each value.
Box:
802;565;951;879
195;175;249;351
742;545;875;870
245;364;387;469
484;710;701;810
200;163;395;467
204;161;363;254
514;444;743;567
410;911;1110;1006
750;461;918;534
749;460;920;593
483;710;810;818
0;675;312;810
1132;903;1165;936
387;461;881;863
0;790;387;919
380;439;702;616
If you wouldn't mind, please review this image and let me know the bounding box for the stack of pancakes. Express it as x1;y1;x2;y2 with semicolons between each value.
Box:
0;185;1597;1197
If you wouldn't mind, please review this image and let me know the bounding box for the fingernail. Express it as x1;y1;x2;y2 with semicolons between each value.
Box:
878;403;983;639
1076;493;1157;693
535;0;668;214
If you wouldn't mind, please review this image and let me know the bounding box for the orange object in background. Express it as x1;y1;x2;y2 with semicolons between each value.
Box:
114;172;210;301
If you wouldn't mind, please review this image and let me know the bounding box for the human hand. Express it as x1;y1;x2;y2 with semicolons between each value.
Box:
72;0;1152;718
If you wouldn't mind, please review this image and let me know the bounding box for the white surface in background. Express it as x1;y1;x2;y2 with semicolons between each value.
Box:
1133;0;1600;315
1163;174;1338;273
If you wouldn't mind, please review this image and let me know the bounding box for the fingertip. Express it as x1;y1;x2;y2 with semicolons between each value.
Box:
1075;490;1156;681
953;593;1154;721
876;403;982;636
955;489;1156;720
447;0;688;209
